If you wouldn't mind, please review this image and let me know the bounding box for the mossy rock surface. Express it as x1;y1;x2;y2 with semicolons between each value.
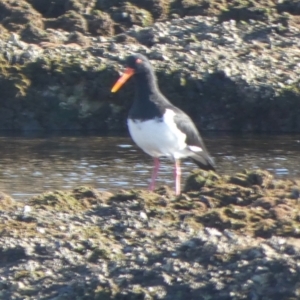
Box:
2;0;300;38
0;1;300;132
0;192;18;211
110;2;154;30
0;0;43;32
81;169;300;239
45;10;88;33
181;169;300;238
29;186;111;211
0;169;299;299
0;49;300;132
87;10;115;36
0;52;120;131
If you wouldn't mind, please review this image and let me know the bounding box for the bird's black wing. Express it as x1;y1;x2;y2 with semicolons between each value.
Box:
173;107;216;171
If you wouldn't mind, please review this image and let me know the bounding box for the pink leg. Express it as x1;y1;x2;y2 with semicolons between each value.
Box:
174;159;181;196
149;157;160;191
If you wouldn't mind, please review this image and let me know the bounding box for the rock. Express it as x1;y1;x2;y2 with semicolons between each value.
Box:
0;171;300;298
95;0;123;11
0;2;299;132
66;31;91;47
66;0;97;15
0;192;17;210
184;169;220;191
29;186;108;211
45;10;88;33
0;0;300;297
131;0;170;20
228;169;274;188
109;2;154;32
0;0;44;32
26;0;67;18
0;24;10;39
0;246;27;263
20;24;48;44
87;10;115;36
113;33;137;44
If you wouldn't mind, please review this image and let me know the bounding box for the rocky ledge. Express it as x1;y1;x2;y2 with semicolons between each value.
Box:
0;169;300;299
0;1;300;132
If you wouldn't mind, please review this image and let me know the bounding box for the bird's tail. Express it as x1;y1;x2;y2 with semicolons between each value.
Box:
190;152;216;171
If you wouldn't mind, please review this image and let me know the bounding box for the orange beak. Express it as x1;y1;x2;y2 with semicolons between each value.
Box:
111;68;135;93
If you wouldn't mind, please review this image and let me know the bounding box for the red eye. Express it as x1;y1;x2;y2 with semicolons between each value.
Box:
136;58;142;64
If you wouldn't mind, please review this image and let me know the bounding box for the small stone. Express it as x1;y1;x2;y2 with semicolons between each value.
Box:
36;227;46;234
205;227;222;237
23;205;32;214
140;211;148;221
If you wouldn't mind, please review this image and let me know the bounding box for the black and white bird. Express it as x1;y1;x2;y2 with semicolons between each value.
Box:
111;53;215;195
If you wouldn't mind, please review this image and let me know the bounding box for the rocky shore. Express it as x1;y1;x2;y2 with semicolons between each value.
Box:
0;169;300;299
1;1;300;299
0;0;300;132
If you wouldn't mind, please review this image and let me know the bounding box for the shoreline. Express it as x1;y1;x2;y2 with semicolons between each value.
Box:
0;169;299;299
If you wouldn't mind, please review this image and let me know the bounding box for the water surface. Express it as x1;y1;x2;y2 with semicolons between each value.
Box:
0;132;299;200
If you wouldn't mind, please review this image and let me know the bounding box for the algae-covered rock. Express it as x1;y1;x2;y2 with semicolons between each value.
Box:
0;191;17;211
184;169;221;191
109;190;138;202
29;186;108;211
0;246;27;263
0;51;120;130
277;0;300;15
66;0;97;15
1;0;300;45
174;169;299;238
66;30;91;47
73;186;113;202
45;10;88;33
26;0;67;18
0;172;299;298
170;0;297;24
219;3;275;23
95;0;169;22
29;190;85;211
20;24;49;44
113;33;138;44
109;189;160;203
104;169;300;238
95;0;123;11
172;0;224;17
228;169;274;188
0;0;44;32
87;10;115;36
130;0;171;19
110;2;154;30
0;24;10;39
0;2;300;132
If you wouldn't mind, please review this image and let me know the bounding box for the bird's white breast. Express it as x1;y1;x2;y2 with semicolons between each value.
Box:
128;109;188;159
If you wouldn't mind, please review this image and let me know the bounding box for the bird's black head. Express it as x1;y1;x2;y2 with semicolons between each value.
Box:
125;53;153;74
111;53;154;93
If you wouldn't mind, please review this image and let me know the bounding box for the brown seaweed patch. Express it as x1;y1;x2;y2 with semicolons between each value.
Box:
228;169;274;188
181;170;300;237
109;189;164;203
0;191;18;211
29;186;109;211
184;169;221;191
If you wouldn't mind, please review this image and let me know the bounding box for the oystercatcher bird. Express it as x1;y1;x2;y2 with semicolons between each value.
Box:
111;53;215;195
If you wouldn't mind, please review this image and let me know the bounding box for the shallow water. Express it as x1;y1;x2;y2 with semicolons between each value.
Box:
0;132;299;200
